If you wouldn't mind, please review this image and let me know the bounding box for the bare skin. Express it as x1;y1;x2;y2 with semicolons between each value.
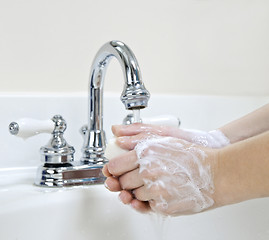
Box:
219;103;269;143
103;104;269;215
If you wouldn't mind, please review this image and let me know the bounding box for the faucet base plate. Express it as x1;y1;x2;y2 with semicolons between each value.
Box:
35;163;106;187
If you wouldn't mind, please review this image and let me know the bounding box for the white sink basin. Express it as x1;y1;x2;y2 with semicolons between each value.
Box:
1;94;269;240
1;167;269;240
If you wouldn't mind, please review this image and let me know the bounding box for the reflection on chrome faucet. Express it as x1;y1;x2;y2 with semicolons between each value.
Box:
9;40;150;187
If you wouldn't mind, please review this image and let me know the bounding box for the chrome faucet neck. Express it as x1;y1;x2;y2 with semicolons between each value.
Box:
89;40;150;129
81;40;150;163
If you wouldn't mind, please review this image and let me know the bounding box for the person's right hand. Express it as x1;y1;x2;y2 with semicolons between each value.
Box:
112;123;230;149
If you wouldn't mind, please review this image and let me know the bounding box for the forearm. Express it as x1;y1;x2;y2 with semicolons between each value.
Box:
213;130;269;207
219;104;269;143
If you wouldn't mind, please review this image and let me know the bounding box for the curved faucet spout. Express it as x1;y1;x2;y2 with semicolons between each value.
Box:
81;40;150;164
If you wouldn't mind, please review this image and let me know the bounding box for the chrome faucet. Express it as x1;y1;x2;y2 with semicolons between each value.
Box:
81;40;150;164
9;40;150;187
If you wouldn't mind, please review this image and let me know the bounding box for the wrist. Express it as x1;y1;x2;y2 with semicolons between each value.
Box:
180;128;230;148
211;144;247;208
212;132;269;208
203;148;226;208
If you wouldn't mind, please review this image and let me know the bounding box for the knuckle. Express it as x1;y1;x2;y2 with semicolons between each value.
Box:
133;189;142;201
118;176;126;189
140;168;158;181
140;169;152;179
107;161;117;175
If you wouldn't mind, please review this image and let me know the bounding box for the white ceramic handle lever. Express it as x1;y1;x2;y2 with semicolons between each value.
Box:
9;118;55;139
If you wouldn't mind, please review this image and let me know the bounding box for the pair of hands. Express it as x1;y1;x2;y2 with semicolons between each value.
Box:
102;123;229;216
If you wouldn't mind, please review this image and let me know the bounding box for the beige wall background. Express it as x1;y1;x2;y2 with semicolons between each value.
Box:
0;0;268;96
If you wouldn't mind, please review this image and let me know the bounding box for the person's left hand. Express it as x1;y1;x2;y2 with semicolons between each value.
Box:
103;126;218;216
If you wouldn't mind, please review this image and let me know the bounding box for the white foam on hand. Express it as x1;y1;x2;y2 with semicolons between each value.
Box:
135;136;214;216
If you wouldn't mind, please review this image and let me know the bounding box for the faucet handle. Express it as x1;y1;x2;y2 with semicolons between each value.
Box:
9;115;75;164
9;118;55;139
40;115;75;164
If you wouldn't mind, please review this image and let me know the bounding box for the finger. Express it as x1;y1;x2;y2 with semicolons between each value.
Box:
112;123;170;137
107;150;138;176
133;184;163;202
112;123;147;137
102;164;112;177
130;199;151;213
104;177;122;192
116;132;154;150
133;185;151;201
112;123;195;143
119;168;144;190
119;190;134;204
